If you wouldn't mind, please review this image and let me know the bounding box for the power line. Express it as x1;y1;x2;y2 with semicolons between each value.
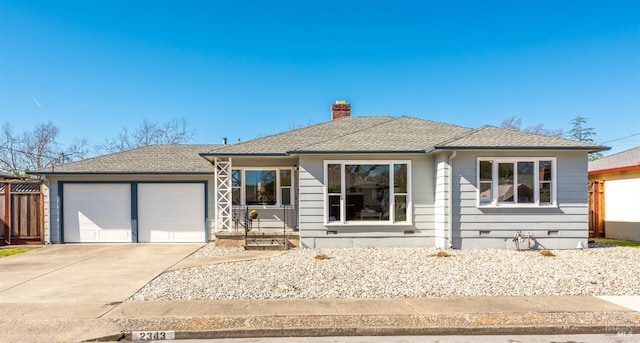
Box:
601;132;640;144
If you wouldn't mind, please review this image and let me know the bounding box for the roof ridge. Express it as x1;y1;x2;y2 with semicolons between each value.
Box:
203;118;337;154
431;125;486;147
397;115;474;131
291;116;397;152
205;116;395;154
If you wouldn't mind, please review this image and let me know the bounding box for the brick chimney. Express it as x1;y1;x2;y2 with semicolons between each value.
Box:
331;100;351;120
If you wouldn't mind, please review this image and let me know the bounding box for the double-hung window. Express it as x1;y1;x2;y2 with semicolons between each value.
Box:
231;168;294;206
477;158;556;207
325;160;411;224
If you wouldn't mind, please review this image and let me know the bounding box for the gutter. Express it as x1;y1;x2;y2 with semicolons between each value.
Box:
431;146;610;152
448;150;457;249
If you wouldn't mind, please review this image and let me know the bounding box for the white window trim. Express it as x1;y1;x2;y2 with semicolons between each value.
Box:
476;157;557;208
324;160;412;225
231;167;295;207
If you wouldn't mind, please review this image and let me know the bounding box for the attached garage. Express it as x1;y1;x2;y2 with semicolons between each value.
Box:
137;183;206;243
61;182;207;243
63;183;132;243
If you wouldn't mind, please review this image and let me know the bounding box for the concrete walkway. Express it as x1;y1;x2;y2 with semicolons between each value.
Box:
1;246;639;342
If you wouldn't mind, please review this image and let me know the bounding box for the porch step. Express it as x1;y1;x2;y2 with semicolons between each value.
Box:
214;230;299;249
244;233;298;251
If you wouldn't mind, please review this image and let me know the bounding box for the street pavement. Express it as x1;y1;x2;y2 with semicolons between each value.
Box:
0;245;638;343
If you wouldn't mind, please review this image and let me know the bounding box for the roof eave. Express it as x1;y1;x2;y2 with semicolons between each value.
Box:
431;146;610;152
293;150;428;155
588;165;640;175
30;171;214;175
199;152;290;160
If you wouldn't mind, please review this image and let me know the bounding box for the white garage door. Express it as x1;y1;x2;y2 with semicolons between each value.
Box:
137;183;206;243
63;184;132;243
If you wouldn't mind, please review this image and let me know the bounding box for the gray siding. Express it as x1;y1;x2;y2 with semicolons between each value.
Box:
451;150;589;249
45;174;215;243
298;154;436;248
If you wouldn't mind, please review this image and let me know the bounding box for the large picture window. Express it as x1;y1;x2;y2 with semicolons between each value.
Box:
232;168;294;206
477;158;555;206
325;161;410;224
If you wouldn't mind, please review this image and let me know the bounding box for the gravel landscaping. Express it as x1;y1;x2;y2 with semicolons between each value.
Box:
131;245;640;301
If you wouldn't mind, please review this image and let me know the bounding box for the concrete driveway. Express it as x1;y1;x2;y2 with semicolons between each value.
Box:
0;243;203;342
0;243;203;303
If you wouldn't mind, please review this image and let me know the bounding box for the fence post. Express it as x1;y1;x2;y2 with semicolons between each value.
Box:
3;182;10;245
40;182;45;244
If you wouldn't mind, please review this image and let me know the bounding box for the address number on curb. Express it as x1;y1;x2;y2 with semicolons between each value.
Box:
132;331;175;340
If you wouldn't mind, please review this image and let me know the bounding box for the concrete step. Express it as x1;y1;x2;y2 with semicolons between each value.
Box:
244;243;287;251
244;236;286;251
215;230;300;248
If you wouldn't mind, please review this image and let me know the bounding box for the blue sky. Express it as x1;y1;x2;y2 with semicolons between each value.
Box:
1;0;638;155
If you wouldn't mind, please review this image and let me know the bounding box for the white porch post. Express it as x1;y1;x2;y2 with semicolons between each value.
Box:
214;157;233;232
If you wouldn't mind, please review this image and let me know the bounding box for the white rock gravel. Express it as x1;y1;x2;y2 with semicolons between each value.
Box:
187;245;244;258
131;245;640;301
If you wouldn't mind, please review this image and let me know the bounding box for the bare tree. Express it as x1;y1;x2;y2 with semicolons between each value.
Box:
500;116;563;137
96;118;194;154
0;122;88;176
499;116;522;131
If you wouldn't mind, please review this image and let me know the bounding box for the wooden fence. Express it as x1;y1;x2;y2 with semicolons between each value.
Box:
588;180;605;238
1;181;44;245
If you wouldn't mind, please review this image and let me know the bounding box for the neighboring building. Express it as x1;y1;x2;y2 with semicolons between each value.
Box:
588;146;640;241
0;172;19;180
34;101;607;249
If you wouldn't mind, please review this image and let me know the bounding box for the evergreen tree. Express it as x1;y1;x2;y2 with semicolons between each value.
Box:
567;116;602;160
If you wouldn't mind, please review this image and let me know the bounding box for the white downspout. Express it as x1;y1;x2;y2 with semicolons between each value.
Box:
448;150;457;249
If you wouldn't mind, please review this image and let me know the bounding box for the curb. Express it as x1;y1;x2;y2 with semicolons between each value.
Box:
94;324;640;341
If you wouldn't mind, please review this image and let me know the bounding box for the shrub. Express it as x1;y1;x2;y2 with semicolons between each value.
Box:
540;249;555;257
434;250;450;258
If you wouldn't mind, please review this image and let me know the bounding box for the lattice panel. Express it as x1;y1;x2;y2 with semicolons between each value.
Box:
215;158;233;232
0;182;41;194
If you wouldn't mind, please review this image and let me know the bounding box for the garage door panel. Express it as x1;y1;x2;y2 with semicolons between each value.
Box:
138;183;205;243
63;184;132;243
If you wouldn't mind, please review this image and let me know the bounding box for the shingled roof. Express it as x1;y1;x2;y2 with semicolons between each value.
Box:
34;144;220;174
202;116;607;157
433;125;607;151
589;146;640;173
34;115;610;174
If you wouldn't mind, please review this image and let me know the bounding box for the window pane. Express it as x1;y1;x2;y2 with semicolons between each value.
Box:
540;161;552;181
280;169;291;187
498;163;514;202
232;170;241;187
327;164;341;193
232;188;241;205
479;183;492;204
479;161;492;181
517;162;534;203
540;182;551;204
346;164;389;221
246;170;276;205
328;195;340;221
281;188;291;205
394;164;407;193
394;195;407;221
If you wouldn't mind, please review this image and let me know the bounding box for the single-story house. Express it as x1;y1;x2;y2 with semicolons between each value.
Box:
34;101;607;249
588;146;640;241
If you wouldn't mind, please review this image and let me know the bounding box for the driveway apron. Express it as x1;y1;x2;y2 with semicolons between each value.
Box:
0;243;203;303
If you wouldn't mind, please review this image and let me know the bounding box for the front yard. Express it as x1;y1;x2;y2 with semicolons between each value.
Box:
131;245;640;301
